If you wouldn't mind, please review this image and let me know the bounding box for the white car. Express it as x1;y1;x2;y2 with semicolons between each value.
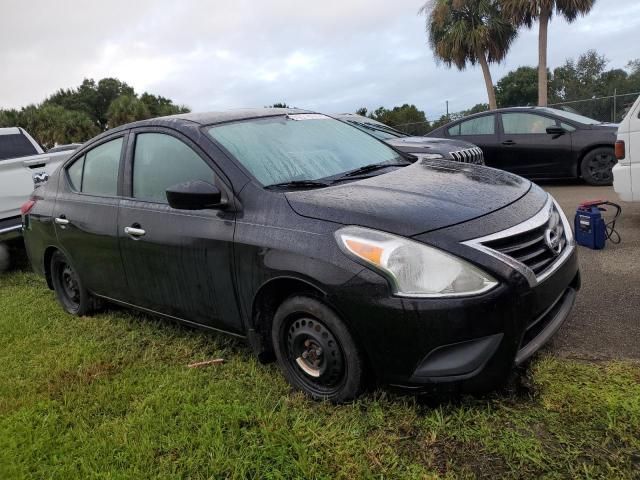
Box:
0;127;74;269
613;96;640;202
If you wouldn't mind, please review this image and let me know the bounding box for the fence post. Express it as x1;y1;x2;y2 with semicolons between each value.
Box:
613;88;617;123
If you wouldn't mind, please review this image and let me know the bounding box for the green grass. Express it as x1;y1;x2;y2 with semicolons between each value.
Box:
1;271;639;479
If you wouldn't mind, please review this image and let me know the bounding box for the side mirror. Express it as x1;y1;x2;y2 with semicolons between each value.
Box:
546;126;567;135
166;180;225;210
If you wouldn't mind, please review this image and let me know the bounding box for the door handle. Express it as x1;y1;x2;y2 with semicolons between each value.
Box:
54;216;69;226
23;158;48;168
124;226;146;237
502;140;516;146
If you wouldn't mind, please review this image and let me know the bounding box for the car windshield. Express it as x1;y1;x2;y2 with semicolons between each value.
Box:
542;108;601;125
207;114;403;186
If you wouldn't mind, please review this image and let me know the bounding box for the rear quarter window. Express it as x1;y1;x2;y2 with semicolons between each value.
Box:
0;133;39;161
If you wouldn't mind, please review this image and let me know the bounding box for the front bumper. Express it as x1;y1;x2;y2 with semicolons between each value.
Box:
330;247;580;394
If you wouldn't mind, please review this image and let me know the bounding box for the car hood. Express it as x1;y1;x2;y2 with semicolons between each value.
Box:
285;160;531;237
385;136;476;153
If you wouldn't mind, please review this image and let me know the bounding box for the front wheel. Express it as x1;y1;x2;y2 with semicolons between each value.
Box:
581;147;616;186
272;296;366;403
50;251;99;316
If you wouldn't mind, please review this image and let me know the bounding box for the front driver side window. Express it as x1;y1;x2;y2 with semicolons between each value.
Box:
502;113;557;135
132;133;216;203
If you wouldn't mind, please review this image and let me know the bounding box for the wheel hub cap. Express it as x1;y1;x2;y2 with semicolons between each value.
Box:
287;317;344;388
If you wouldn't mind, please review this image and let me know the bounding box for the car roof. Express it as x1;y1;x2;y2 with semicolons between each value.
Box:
93;108;317;142
440;106;573;127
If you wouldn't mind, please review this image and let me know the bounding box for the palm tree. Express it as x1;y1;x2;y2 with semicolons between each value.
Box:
422;0;517;110
500;0;596;106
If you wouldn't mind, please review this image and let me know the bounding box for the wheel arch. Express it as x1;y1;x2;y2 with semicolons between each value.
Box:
248;276;326;361
43;245;59;290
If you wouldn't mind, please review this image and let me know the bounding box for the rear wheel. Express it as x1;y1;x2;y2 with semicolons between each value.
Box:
50;251;99;316
272;296;366;403
581;147;616;186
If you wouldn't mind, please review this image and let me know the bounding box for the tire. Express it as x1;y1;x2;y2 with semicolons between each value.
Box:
271;296;366;403
50;250;99;316
581;147;616;186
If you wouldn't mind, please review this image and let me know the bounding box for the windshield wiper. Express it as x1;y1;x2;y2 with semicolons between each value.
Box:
265;179;330;190
335;161;412;179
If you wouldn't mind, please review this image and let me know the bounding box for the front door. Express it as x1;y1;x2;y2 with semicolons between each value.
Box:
118;130;241;333
53;135;129;299
497;112;573;178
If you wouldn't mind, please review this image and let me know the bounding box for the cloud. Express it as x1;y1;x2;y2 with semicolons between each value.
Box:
1;0;638;120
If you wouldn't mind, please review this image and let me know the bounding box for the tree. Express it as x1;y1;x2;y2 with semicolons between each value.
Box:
465;103;490;115
501;0;596;107
495;66;540;107
369;104;430;135
140;93;190;117
106;95;151;128
422;0;517;110
266;102;290;108
355;107;368;116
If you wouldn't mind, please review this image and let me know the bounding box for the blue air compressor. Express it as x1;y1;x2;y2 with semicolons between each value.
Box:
574;200;622;250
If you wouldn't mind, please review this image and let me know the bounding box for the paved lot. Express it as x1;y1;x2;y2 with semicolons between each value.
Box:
543;183;640;360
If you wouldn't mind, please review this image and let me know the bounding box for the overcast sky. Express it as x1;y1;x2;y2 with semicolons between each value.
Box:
1;0;639;119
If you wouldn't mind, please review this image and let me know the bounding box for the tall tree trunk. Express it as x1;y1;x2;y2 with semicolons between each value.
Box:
477;51;497;110
538;8;550;107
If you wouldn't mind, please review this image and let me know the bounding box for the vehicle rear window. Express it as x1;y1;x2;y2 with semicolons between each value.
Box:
207;114;401;186
66;137;123;196
0;132;39;161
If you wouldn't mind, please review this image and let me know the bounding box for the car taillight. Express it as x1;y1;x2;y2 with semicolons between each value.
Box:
21;199;37;215
615;140;625;160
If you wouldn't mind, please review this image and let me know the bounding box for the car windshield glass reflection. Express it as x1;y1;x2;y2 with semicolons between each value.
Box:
208;114;403;186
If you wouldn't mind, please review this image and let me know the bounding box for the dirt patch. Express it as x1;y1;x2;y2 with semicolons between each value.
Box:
44;361;121;399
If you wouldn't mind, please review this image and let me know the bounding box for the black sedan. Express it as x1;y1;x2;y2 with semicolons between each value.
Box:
334;113;484;165
428;107;618;185
22;109;579;402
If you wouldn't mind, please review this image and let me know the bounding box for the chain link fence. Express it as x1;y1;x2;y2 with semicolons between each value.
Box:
390;91;640;135
548;92;640;123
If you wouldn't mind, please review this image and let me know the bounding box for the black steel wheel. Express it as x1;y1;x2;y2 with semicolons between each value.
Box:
272;296;366;402
50;250;99;316
581;147;616;186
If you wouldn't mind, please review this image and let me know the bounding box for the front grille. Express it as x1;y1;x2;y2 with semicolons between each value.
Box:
482;203;567;276
450;147;484;165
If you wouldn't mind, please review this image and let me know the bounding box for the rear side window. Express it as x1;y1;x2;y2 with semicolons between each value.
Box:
0;132;39;160
66;137;123;196
132;133;215;203
448;115;495;136
67;157;83;190
502;113;556;134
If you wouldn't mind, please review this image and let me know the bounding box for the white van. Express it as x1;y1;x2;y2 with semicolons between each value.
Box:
613;96;640;202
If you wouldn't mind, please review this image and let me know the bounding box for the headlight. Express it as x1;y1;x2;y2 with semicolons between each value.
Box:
335;226;498;297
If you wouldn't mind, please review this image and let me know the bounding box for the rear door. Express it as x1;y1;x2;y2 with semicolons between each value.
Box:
445;114;500;166
53;134;129;299
118;128;241;333
497;112;573;178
